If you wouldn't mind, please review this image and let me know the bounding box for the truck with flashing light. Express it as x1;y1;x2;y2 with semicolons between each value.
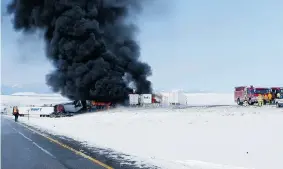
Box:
234;86;270;105
271;87;283;107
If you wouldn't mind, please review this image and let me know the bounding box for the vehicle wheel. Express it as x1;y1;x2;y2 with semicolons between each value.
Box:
237;99;243;106
248;99;254;105
277;102;281;108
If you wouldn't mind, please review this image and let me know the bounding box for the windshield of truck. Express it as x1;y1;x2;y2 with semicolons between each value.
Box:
248;89;254;94
254;89;270;94
280;89;283;93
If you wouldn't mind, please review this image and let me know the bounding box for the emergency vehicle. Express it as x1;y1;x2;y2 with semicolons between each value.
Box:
270;87;283;99
234;86;270;105
271;87;283;107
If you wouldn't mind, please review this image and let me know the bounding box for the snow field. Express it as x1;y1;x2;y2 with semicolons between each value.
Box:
185;93;235;106
1;93;70;107
159;92;235;106
14;106;283;169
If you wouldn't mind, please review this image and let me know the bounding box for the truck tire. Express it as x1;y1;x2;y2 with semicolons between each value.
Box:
243;100;249;106
276;102;281;108
237;99;243;106
248;98;254;105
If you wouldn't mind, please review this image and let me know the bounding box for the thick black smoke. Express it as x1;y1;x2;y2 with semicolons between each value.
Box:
7;0;152;103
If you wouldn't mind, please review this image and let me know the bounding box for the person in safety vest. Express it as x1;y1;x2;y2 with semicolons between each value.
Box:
258;94;263;107
12;106;19;122
268;93;272;104
277;92;281;99
264;94;268;103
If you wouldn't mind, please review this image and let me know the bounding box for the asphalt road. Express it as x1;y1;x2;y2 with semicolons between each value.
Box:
1;117;108;169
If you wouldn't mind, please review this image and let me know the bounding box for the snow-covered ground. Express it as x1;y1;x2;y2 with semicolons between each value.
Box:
2;93;283;169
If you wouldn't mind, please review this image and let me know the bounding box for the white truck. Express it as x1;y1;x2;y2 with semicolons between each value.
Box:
140;94;152;104
168;90;187;105
48;100;87;117
129;94;140;105
275;98;283;108
271;88;283;108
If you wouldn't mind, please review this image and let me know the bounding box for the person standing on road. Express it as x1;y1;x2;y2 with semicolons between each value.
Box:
12;106;19;122
258;94;263;107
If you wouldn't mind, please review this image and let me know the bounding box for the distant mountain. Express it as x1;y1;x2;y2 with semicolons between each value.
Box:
1;84;53;95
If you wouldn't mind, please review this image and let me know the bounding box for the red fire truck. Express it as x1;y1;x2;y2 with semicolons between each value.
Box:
234;86;270;105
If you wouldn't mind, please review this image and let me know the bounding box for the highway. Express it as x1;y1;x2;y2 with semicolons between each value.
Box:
1;117;111;169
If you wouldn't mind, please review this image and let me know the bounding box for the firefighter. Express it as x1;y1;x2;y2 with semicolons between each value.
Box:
12;106;19;122
268;92;272;104
277;92;281;99
257;94;263;107
264;94;268;104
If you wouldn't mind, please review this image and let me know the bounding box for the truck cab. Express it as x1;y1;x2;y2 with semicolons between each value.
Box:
234;86;255;105
271;87;283;107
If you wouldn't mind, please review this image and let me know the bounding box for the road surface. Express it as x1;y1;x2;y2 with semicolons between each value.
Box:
1;117;110;169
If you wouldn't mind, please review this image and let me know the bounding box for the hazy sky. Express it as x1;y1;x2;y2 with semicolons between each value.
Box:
1;0;283;93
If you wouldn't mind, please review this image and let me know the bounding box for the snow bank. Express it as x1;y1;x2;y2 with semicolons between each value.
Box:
16;106;283;169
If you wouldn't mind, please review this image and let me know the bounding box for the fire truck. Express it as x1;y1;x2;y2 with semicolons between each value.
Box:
234;86;270;105
270;87;283;107
270;87;283;99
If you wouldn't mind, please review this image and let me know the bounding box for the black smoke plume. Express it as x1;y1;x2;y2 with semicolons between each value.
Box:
7;0;152;103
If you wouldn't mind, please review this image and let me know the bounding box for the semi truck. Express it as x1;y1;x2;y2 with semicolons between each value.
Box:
128;93;162;106
50;100;113;117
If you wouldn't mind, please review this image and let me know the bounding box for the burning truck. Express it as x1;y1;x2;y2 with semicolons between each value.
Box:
50;100;115;117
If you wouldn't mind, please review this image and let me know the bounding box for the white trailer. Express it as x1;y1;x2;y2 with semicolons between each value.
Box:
168;90;187;105
140;94;152;104
129;94;140;105
161;95;169;105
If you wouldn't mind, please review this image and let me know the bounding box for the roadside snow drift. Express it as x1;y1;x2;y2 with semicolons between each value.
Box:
15;106;283;169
